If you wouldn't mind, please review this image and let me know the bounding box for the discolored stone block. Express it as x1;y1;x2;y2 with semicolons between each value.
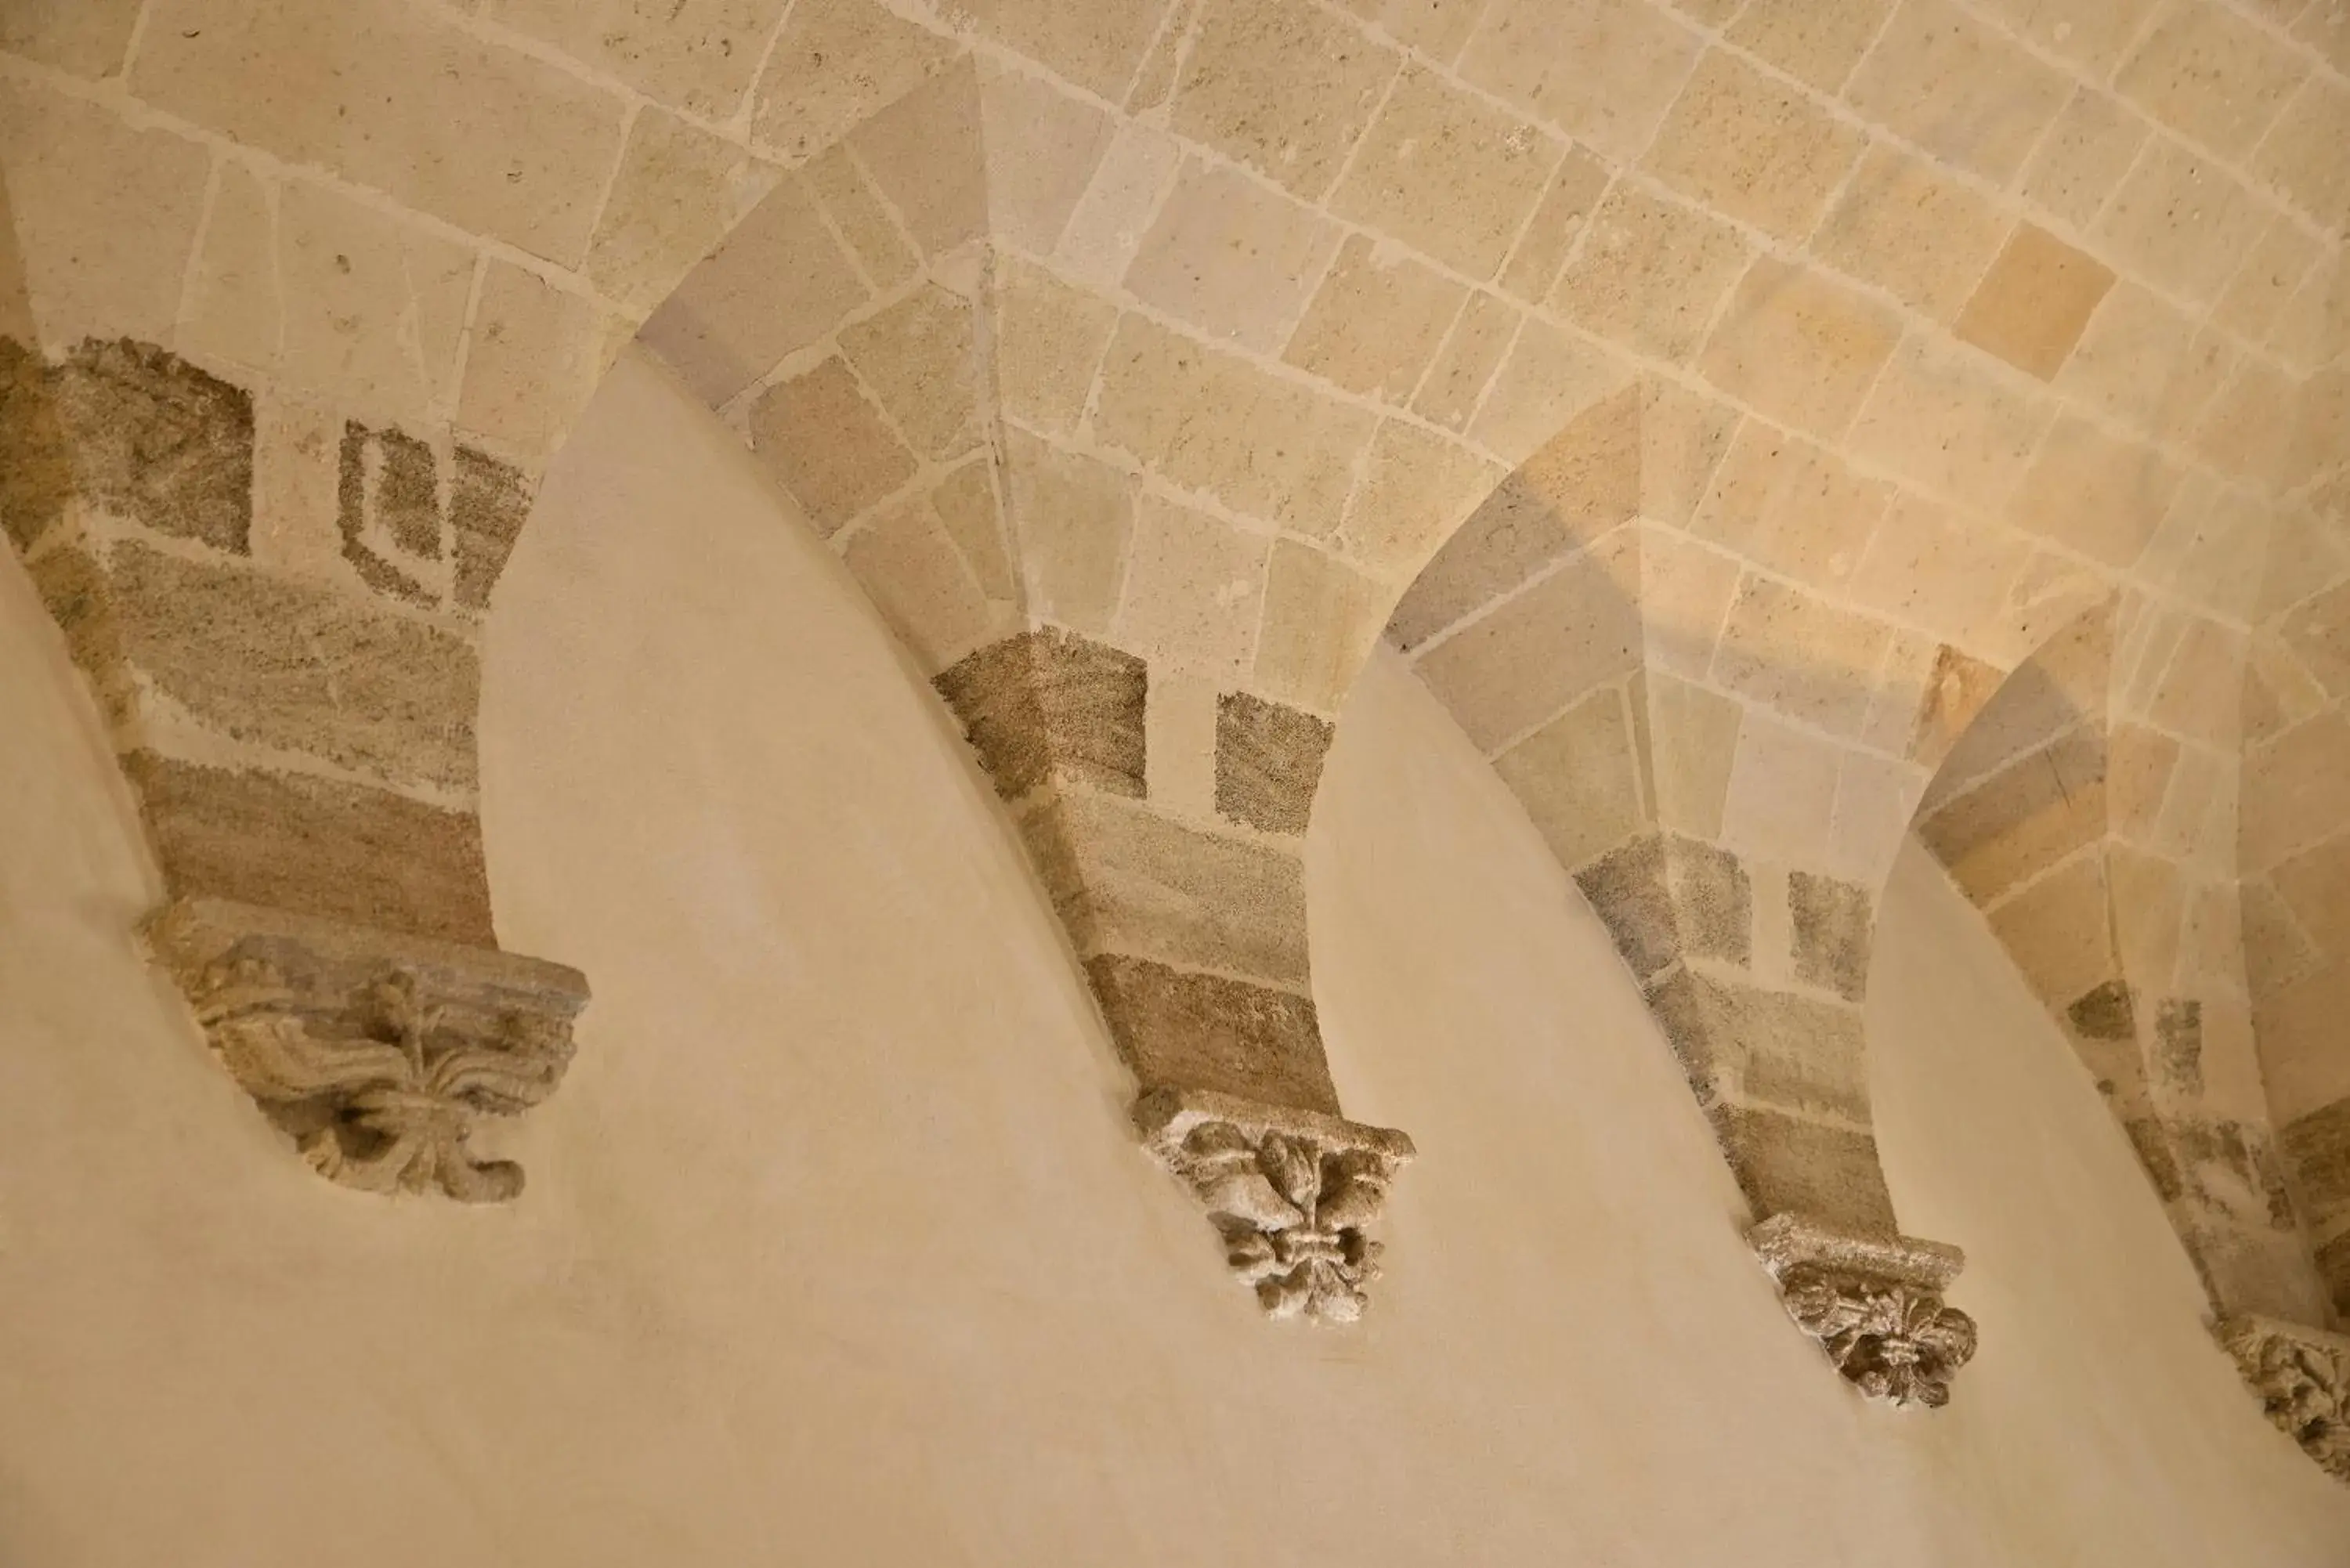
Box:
24;544;129;715
1085;953;1337;1114
748;358;919;538
54;338;253;551
2284;1097;2350;1214
1215;691;1332;836
125;751;494;947
452;447;533;612
1954;224;2115;382
0;335;73;552
1575;833;1752;982
108;540;481;793
1789;871;1871;1002
2153;996;2203;1097
337;421;439;605
1029;790;1309;985
2124;1115;2186;1202
1708;1103;1897;1234
1916;728;2106;905
935;628;1146;803
2067;979;2136;1041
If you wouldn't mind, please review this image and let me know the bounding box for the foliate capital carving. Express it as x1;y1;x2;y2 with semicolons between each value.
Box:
2218;1315;2350;1482
1136;1088;1415;1324
148;898;589;1202
1750;1214;1977;1408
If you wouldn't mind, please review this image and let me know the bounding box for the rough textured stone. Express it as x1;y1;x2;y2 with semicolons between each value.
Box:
125;751;494;947
1170;0;1399;200
1576;833;1752;981
1031;791;1310;985
53;338;253;552
1330;65;1562;280
337;422;441;605
2068;979;2137;1042
1088;955;1337;1114
1709;1104;1899;1234
2154;996;2204;1097
1215;691;1333;836
1789;871;1871;1002
451;448;534;613
1640;50;1860;243
0;335;73;551
110;540;482;793
934;629;1147;803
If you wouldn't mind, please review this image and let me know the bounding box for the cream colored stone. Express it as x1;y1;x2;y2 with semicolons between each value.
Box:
1002;429;1136;638
2093;139;2266;306
1726;0;1892;92
1336;0;1493;58
131;0;627;263
2254;75;2350;233
1499;150;1611;305
949;0;1176;99
847;66;988;257
1285;236;1466;403
588;111;784;316
2217;218;2319;349
1467;318;1636;463
1642;52;1863;244
1092;315;1376;537
637;175;870;407
2116;0;2308;160
1413;292;1520;432
1971;0;2157;75
2269;254;2350;379
457;264;621;463
2056;284;2228;443
748;0;959;163
842;492;996;672
2189;360;2295;491
1689;423;1889;595
978;61;1115;256
1842;0;2069;184
2019;88;2150;233
1640;382;1739;528
2145;616;2247;749
1145;668;1220;818
1811;144;2011;325
1496;685;1649;872
805;146;918;291
930;458;1014;600
278;181;476;430
1253;539;1389;712
490;0;791;118
1413;530;1642;751
1054;124;1184;290
1170;0;1401;199
180;160;282;379
1719;705;1841;865
1337;420;1505;577
840;284;979;461
1849;336;2051;512
992;257;1119;436
0;79;209;350
1697;259;1901;441
1828;750;1927;882
1458;0;1703;165
1640;526;1742;679
248;390;347;583
1987;852;2117;1010
1710;573;1891;739
1954;225;2113;384
1331;65;1565;280
748;357;920;536
1112;495;1271;678
1643;670;1741;837
1123;161;1340;352
2010;414;2180;569
1849;492;2034;649
0;0;140;76
1553;184;1752;363
2246;712;2350;874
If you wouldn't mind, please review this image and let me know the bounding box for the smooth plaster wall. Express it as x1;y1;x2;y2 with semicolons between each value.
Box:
0;348;2345;1563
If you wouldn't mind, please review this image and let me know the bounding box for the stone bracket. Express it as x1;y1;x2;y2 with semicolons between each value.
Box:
1750;1213;1978;1407
2218;1314;2350;1482
147;898;589;1202
1137;1087;1415;1325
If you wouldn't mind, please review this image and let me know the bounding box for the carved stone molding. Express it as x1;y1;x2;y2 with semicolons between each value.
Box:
1136;1087;1415;1324
2218;1315;2350;1482
1750;1213;1978;1408
147;898;589;1202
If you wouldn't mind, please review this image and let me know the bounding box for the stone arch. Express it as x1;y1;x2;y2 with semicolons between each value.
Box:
1913;598;2330;1326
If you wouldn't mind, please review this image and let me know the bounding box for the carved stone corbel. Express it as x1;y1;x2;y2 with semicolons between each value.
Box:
1136;1087;1415;1324
1750;1213;1978;1407
147;898;588;1202
2218;1315;2350;1482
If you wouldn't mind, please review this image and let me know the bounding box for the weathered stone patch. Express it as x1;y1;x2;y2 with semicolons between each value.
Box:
1085;953;1337;1115
935;627;1146;801
1215;691;1332;836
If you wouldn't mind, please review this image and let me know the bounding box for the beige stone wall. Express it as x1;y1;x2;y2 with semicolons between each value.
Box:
2;350;2348;1561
